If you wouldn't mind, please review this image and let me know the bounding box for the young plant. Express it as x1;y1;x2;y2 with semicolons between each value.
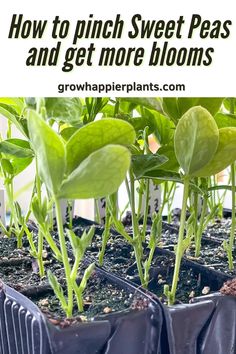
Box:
27;111;135;318
0;137;33;246
164;106;236;305
31;194;62;277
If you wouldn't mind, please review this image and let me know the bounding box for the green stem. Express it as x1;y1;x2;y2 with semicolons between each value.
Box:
37;228;45;277
23;225;37;255
137;180;144;221
129;171;145;286
193;178;199;241
144;246;155;287
228;98;235;270
114;99;120;116
43;227;62;261
71;252;81;281
54;198;73;317
195;195;208;257
169;176;190;305
94;199;101;224
142;179;150;241
99;203;111;266
228;163;235;270
0;218;10;237
129;172;140;240
68;201;73;230
167;182;176;223
5;182;21;244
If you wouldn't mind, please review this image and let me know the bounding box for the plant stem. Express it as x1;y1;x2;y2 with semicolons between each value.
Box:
23;224;37;255
167;182;176;223
137;180;144;221
193;178;199;240
5;182;21;245
99;201;111;266
195;195;208;257
144;246;155;287
129;171;145;285
37;228;45;277
142;179;150;241
54;198;73;317
0;218;10;237
94;199;101;224
228;98;236;270
68;201;73;229
228;163;235;270
43;228;62;261
169;176;190;305
71;252;81;281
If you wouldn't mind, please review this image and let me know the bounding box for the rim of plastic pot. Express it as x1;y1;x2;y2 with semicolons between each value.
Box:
0;280;51;354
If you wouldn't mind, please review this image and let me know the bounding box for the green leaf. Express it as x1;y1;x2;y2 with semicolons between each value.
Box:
80;226;95;252
223;98;236;113
66;118;135;174
60;127;79;141
11;156;33;176
157;145;179;172
0;97;25;115
48;270;67;312
132;153;168;178
178;98;223;117
0;106;28;137
120;97;163;113
45;98;83;127
214;113;236;128
79;263;95;292
153;112;175;145
0;139;33;158
66;229;82;255
145;170;203;194
1;158;14;175
59;145;131;199
162;98;180;124
31;195;45;225
27;110;66;195
163;98;223;123
141;169;181;182
194;127;236;177
14;201;24;225
128;115;156;134
174;106;219;176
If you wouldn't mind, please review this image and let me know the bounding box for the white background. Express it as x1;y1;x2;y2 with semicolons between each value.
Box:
0;0;235;97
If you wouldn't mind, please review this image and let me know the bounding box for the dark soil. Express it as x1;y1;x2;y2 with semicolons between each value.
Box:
0;234;149;326
204;218;233;242
35;271;148;326
68;223;227;304
1;212;233;318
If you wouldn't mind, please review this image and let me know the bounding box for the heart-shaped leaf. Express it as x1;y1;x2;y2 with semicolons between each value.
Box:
59;145;131;199
174;106;219;176
0;139;33;158
27;110;66;195
66;118;135;174
132;153;168;178
194;127;236;177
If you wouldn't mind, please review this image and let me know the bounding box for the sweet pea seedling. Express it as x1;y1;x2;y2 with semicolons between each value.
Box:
164;106;236;305
28;111;135;317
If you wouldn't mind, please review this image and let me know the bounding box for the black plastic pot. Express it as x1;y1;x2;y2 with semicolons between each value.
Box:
162;292;236;354
0;263;166;354
27;217;236;354
143;245;235;354
0;281;51;354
